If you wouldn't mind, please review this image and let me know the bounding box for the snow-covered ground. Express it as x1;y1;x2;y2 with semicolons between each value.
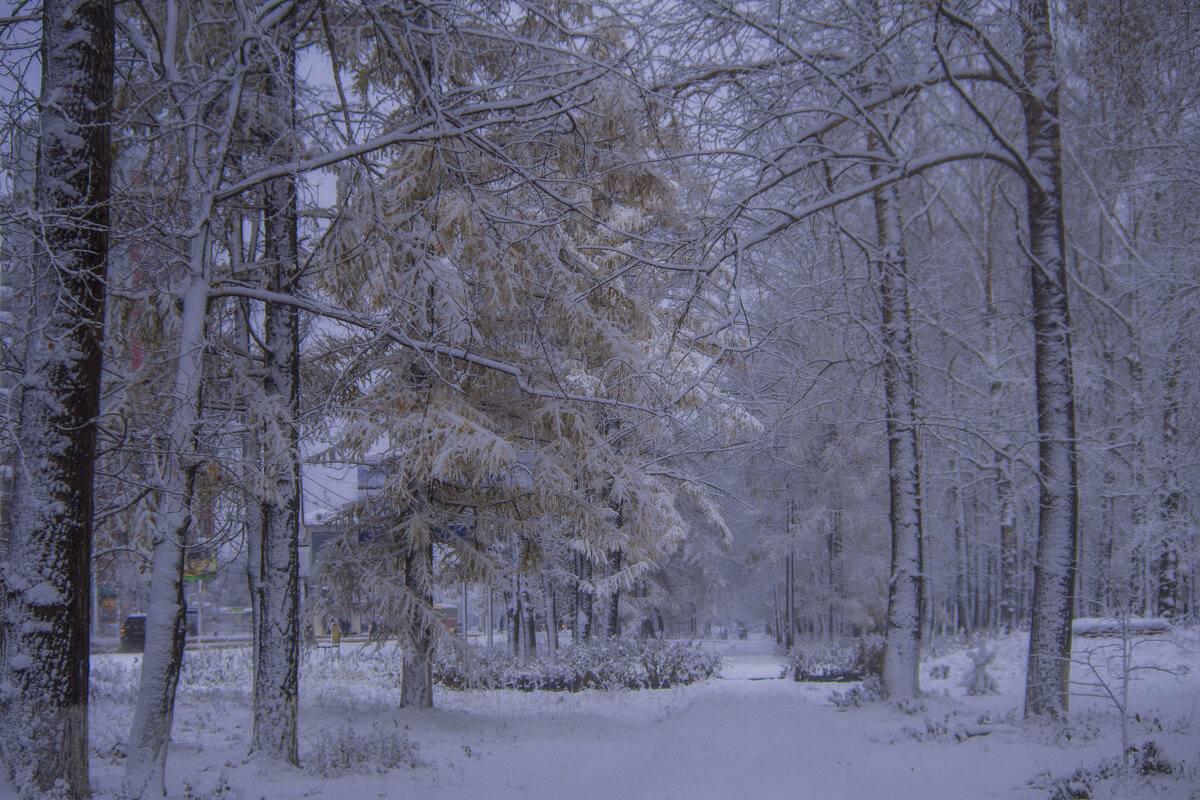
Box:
88;630;1200;799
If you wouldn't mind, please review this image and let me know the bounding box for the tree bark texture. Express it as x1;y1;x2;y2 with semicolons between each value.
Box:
0;2;112;796
998;451;1019;631
872;177;924;700
125;89;220;800
401;544;434;708
1157;344;1182;619
250;14;301;763
606;549;622;638
577;554;593;642
1020;0;1081;720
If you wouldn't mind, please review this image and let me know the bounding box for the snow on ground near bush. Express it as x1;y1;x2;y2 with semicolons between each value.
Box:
88;630;1200;799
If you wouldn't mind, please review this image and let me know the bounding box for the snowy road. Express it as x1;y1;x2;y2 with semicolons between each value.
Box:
90;633;1200;799
354;636;1097;800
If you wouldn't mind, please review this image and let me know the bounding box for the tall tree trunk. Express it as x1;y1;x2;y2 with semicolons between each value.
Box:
1127;348;1152;615
506;581;520;658
124;64;229;800
577;554;593;643
1020;0;1081;720
606;549;622;638
522;577;537;660
1157;344;1182;619
786;548;796;650
872;176;925;699
996;451;1018;630
953;481;970;635
829;507;844;640
401;543;434;708
234;213;265;678
0;3;112;795
785;497;795;649
125;215;213;798
124;478;191;797
250;13;301;763
543;572;558;662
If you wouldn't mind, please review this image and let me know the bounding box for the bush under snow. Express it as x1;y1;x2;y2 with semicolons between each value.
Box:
435;638;722;692
784;636;884;683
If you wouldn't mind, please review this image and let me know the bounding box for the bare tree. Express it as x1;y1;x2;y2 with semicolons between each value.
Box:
250;5;302;762
1016;0;1080;719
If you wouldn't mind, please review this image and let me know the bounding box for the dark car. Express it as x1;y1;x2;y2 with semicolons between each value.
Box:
119;614;146;652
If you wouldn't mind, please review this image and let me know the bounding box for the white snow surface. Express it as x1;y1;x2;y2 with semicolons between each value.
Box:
87;631;1200;799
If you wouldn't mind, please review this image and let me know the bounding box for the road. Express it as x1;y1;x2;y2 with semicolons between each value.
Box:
360;635;1066;800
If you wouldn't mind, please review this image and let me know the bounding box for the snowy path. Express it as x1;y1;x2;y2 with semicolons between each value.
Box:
90;633;1200;799
343;637;1093;800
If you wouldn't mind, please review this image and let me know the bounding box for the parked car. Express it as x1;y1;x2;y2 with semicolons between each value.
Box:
119;614;146;652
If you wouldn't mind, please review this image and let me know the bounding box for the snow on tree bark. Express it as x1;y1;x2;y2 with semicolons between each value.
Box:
872;177;925;700
124;234;212;796
998;451;1019;631
123;486;189;797
250;12;301;765
1020;0;1081;720
577;553;593;643
125;84;224;798
0;1;112;796
1157;344;1182;619
401;542;434;709
606;549;622;639
543;572;558;662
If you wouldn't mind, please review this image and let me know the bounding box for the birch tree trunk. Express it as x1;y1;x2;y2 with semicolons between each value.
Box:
250;11;301;764
1020;0;1081;720
0;2;112;795
873;177;925;700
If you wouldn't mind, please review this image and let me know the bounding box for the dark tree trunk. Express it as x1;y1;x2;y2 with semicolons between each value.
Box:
952;481;971;636
1020;0;1080;720
577;555;593;643
0;2;112;796
606;550;622;638
250;12;301;763
543;573;558;660
401;543;434;708
1157;345;1182;619
523;579;538;660
998;451;1019;631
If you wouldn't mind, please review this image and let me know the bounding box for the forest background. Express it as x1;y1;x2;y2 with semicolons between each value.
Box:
0;0;1197;797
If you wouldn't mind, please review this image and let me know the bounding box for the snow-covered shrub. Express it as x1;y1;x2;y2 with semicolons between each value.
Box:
786;636;884;682
829;675;888;709
305;722;422;776
640;640;722;688
1037;741;1181;800
90;657;140;705
180;647;252;687
963;644;999;696
927;664;950;680
435;638;720;692
558;639;646;690
180;775;233;799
